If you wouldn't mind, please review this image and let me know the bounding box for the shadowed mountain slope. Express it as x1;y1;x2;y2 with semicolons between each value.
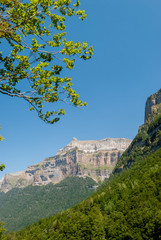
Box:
0;176;97;232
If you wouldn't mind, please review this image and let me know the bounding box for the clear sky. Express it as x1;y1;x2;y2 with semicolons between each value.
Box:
0;0;161;179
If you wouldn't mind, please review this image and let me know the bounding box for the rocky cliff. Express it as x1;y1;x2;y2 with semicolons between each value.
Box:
145;88;161;122
0;138;131;193
114;89;161;173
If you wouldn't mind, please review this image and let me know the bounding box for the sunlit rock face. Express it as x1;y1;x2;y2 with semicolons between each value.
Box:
0;138;132;193
57;137;132;154
145;89;161;122
0;171;33;193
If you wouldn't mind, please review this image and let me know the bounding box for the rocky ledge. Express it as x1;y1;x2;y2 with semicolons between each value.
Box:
57;137;131;154
145;88;161;122
0;137;132;193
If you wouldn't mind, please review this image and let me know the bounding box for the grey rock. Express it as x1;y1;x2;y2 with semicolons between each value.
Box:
145;88;161;122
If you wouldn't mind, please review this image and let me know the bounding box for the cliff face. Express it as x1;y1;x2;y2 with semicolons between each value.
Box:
145;89;161;122
0;138;131;193
114;89;161;173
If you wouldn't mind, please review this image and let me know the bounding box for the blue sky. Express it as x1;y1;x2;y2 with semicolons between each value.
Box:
0;0;161;178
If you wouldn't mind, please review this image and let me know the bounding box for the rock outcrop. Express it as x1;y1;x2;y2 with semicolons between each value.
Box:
0;138;131;193
145;89;161;122
114;89;161;174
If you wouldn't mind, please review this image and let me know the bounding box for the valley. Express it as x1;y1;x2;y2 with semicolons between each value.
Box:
1;88;161;239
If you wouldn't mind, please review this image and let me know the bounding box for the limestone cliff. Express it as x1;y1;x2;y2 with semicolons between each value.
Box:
57;137;131;154
145;88;161;122
0;138;131;193
114;89;161;173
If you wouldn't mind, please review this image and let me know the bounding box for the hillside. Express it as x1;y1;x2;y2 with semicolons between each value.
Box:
114;89;161;173
113;112;161;173
4;146;161;239
0;176;97;232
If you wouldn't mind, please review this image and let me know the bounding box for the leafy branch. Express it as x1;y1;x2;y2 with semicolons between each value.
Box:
0;0;93;124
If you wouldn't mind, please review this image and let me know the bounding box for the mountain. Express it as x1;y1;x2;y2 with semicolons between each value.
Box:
3;89;161;240
114;88;161;173
0;176;97;232
5;148;161;240
0;137;131;193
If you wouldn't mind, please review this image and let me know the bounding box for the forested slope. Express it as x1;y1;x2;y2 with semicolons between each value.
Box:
0;176;97;232
4;147;161;239
114;112;161;173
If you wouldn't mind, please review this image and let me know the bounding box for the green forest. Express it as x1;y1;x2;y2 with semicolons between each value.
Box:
0;176;97;232
114;110;161;173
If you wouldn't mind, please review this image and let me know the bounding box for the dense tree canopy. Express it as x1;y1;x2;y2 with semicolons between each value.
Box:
0;222;5;238
0;176;97;232
0;0;93;124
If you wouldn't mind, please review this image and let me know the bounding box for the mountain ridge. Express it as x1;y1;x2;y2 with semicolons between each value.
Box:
0;137;131;193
